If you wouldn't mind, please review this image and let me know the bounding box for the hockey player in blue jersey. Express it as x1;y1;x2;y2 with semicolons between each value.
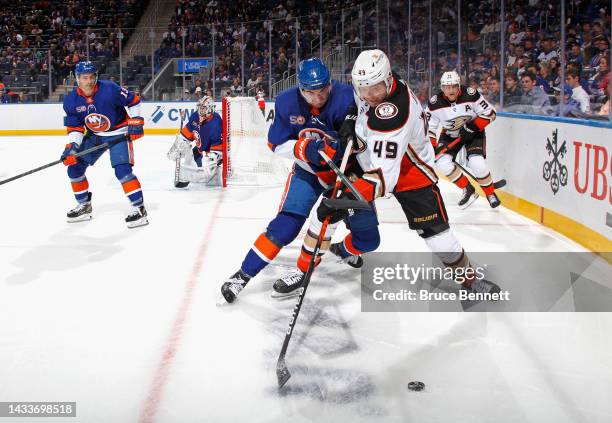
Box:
61;61;148;228
167;96;223;186
220;58;380;303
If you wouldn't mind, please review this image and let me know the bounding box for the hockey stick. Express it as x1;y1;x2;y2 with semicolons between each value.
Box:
276;141;354;389
0;136;126;187
434;136;462;159
455;161;507;189
174;109;190;188
318;150;367;203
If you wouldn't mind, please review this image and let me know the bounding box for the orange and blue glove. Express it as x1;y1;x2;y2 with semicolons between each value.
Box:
61;142;79;166
294;135;342;165
127;116;145;141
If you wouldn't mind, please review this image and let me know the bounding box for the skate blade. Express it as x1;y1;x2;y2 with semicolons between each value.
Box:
270;288;303;300
127;217;149;229
216;294;232;307
458;193;479;209
67;214;92;223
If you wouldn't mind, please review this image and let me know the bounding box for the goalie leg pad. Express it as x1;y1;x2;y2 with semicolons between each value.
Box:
240;212;306;278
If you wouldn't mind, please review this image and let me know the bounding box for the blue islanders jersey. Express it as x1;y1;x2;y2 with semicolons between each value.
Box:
180;111;223;152
268;81;355;174
63;80;141;142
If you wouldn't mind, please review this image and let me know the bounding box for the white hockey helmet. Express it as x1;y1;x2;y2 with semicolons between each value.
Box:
440;70;461;87
351;49;393;95
197;95;215;117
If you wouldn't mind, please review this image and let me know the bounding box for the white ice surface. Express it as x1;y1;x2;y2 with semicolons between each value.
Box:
0;136;610;423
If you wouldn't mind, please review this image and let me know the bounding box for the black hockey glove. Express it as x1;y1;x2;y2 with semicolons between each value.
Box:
338;105;358;150
317;187;352;224
317;198;349;224
434;133;454;156
459;122;479;142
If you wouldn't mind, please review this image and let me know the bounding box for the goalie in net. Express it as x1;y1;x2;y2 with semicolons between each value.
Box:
167;96;224;186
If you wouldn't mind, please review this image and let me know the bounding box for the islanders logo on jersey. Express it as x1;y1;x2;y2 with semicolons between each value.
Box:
84;113;112;132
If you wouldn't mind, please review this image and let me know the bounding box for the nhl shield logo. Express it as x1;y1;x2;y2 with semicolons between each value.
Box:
84;113;111;132
375;102;398;119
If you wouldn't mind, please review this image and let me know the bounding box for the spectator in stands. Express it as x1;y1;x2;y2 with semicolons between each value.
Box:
520;71;553;115
589;36;609;68
589;55;609;95
504;72;523;108
535;62;555;94
486;76;500;107
567;43;584;70
229;77;243;96
0;84;9;104
552;85;581;116
597;81;610;116
565;68;591;113
537;35;559;63
246;72;259;91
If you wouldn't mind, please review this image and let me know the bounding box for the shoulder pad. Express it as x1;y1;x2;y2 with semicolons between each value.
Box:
366;86;410;132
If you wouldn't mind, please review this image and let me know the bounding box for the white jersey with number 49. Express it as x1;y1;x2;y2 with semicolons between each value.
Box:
354;78;438;199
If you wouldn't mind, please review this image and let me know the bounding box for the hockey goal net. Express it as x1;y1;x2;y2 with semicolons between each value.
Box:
221;96;290;187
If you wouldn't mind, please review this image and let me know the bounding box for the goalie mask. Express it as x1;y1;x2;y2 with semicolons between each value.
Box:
197;96;215;119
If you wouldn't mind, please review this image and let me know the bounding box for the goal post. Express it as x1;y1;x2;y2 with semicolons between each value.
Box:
221;96;290;187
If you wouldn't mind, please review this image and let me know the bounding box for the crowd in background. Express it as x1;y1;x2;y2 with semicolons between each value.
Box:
393;0;611;117
0;0;147;102
1;0;610;121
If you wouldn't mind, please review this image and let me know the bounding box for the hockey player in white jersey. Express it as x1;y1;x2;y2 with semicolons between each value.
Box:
426;71;500;208
275;50;500;297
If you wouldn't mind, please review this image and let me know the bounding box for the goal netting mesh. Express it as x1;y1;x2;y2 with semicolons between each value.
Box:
222;96;291;187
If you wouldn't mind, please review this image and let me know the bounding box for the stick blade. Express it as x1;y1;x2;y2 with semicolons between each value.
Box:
276;357;291;388
493;179;507;189
174;181;190;188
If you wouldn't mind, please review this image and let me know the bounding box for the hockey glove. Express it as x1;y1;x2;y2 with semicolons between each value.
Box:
338;105;358;150
316;191;350;224
459;122;478;142
61;142;79;166
434;133;455;156
127;116;145;141
294;135;342;165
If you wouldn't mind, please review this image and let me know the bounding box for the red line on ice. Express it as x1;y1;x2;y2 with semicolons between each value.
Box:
139;192;224;423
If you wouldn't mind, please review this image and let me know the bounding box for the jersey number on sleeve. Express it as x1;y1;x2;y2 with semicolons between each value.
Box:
373;140;398;159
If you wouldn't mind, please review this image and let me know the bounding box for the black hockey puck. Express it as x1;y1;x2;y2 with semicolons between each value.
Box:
407;381;425;391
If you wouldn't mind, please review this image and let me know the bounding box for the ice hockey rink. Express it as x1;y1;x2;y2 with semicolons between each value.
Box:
0;135;610;423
